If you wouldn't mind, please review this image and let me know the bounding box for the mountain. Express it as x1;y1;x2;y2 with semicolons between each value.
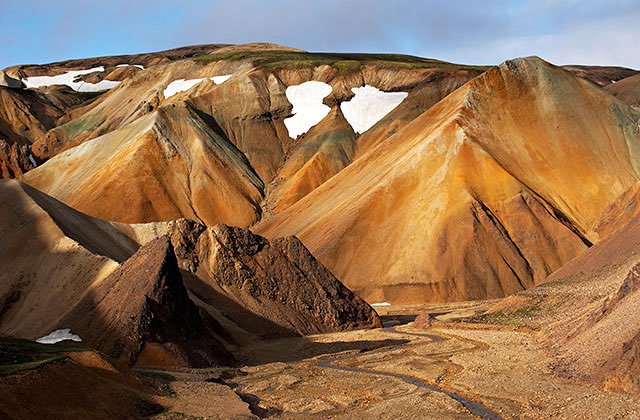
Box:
606;73;640;108
5;44;640;306
17;46;483;229
0;44;243;180
257;57;640;303
0;180;379;366
562;65;638;87
0;84;87;177
24;104;266;227
0;180;138;340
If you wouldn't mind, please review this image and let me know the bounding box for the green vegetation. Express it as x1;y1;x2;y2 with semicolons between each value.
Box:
471;304;541;327
331;60;361;76
0;337;86;375
70;90;105;102
193;50;490;74
58;111;105;136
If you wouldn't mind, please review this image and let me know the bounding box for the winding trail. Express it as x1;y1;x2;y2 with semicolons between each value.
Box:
315;325;502;420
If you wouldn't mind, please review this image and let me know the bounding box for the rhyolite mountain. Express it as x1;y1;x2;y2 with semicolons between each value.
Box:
258;57;640;303
2;43;640;306
0;179;380;367
16;44;484;228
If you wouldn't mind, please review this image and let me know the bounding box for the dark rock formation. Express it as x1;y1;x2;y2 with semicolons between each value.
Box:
168;219;381;338
563;65;639;87
0;71;24;89
0;140;34;179
61;236;234;367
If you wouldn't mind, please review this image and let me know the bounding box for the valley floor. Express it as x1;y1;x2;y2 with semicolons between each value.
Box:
145;301;640;419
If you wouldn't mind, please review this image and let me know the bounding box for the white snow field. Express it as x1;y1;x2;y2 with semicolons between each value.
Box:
370;302;392;307
36;329;82;344
163;75;233;98
340;85;408;134
22;67;121;92
116;63;145;70
211;74;232;84
284;81;333;138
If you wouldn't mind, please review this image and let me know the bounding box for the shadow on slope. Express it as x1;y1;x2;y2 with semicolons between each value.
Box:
236;336;409;366
17;181;137;262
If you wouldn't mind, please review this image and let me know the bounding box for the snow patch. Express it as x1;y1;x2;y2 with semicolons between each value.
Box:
370;302;391;307
116;63;144;70
22;67;121;92
163;74;233;98
36;329;82;344
284;81;333;138
211;74;232;84
341;85;408;134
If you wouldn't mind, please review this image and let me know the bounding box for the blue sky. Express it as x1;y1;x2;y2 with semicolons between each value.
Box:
2;0;639;69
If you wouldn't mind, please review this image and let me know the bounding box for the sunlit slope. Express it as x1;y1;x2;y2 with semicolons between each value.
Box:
24;104;264;226
257;57;640;303
21;46;482;225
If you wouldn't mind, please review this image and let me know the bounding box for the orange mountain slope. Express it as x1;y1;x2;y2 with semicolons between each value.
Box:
20;47;482;226
257;57;640;303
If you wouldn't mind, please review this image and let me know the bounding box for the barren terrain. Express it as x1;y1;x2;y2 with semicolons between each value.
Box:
124;303;640;419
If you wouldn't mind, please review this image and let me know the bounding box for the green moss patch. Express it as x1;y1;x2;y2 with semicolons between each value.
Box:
193;50;490;74
0;337;86;375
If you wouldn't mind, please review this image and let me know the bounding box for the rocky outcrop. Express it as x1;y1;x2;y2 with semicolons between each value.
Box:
0;71;24;89
414;312;436;329
592;183;640;239
166;219;381;337
0;140;34;178
60;236;234;367
605;330;640;393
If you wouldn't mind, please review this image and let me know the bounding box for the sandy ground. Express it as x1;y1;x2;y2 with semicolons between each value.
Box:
143;301;640;419
161;303;640;419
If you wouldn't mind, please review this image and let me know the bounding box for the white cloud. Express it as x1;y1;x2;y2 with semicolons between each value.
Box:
430;10;640;68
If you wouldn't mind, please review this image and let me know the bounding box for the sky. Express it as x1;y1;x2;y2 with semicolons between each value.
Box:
2;0;639;69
